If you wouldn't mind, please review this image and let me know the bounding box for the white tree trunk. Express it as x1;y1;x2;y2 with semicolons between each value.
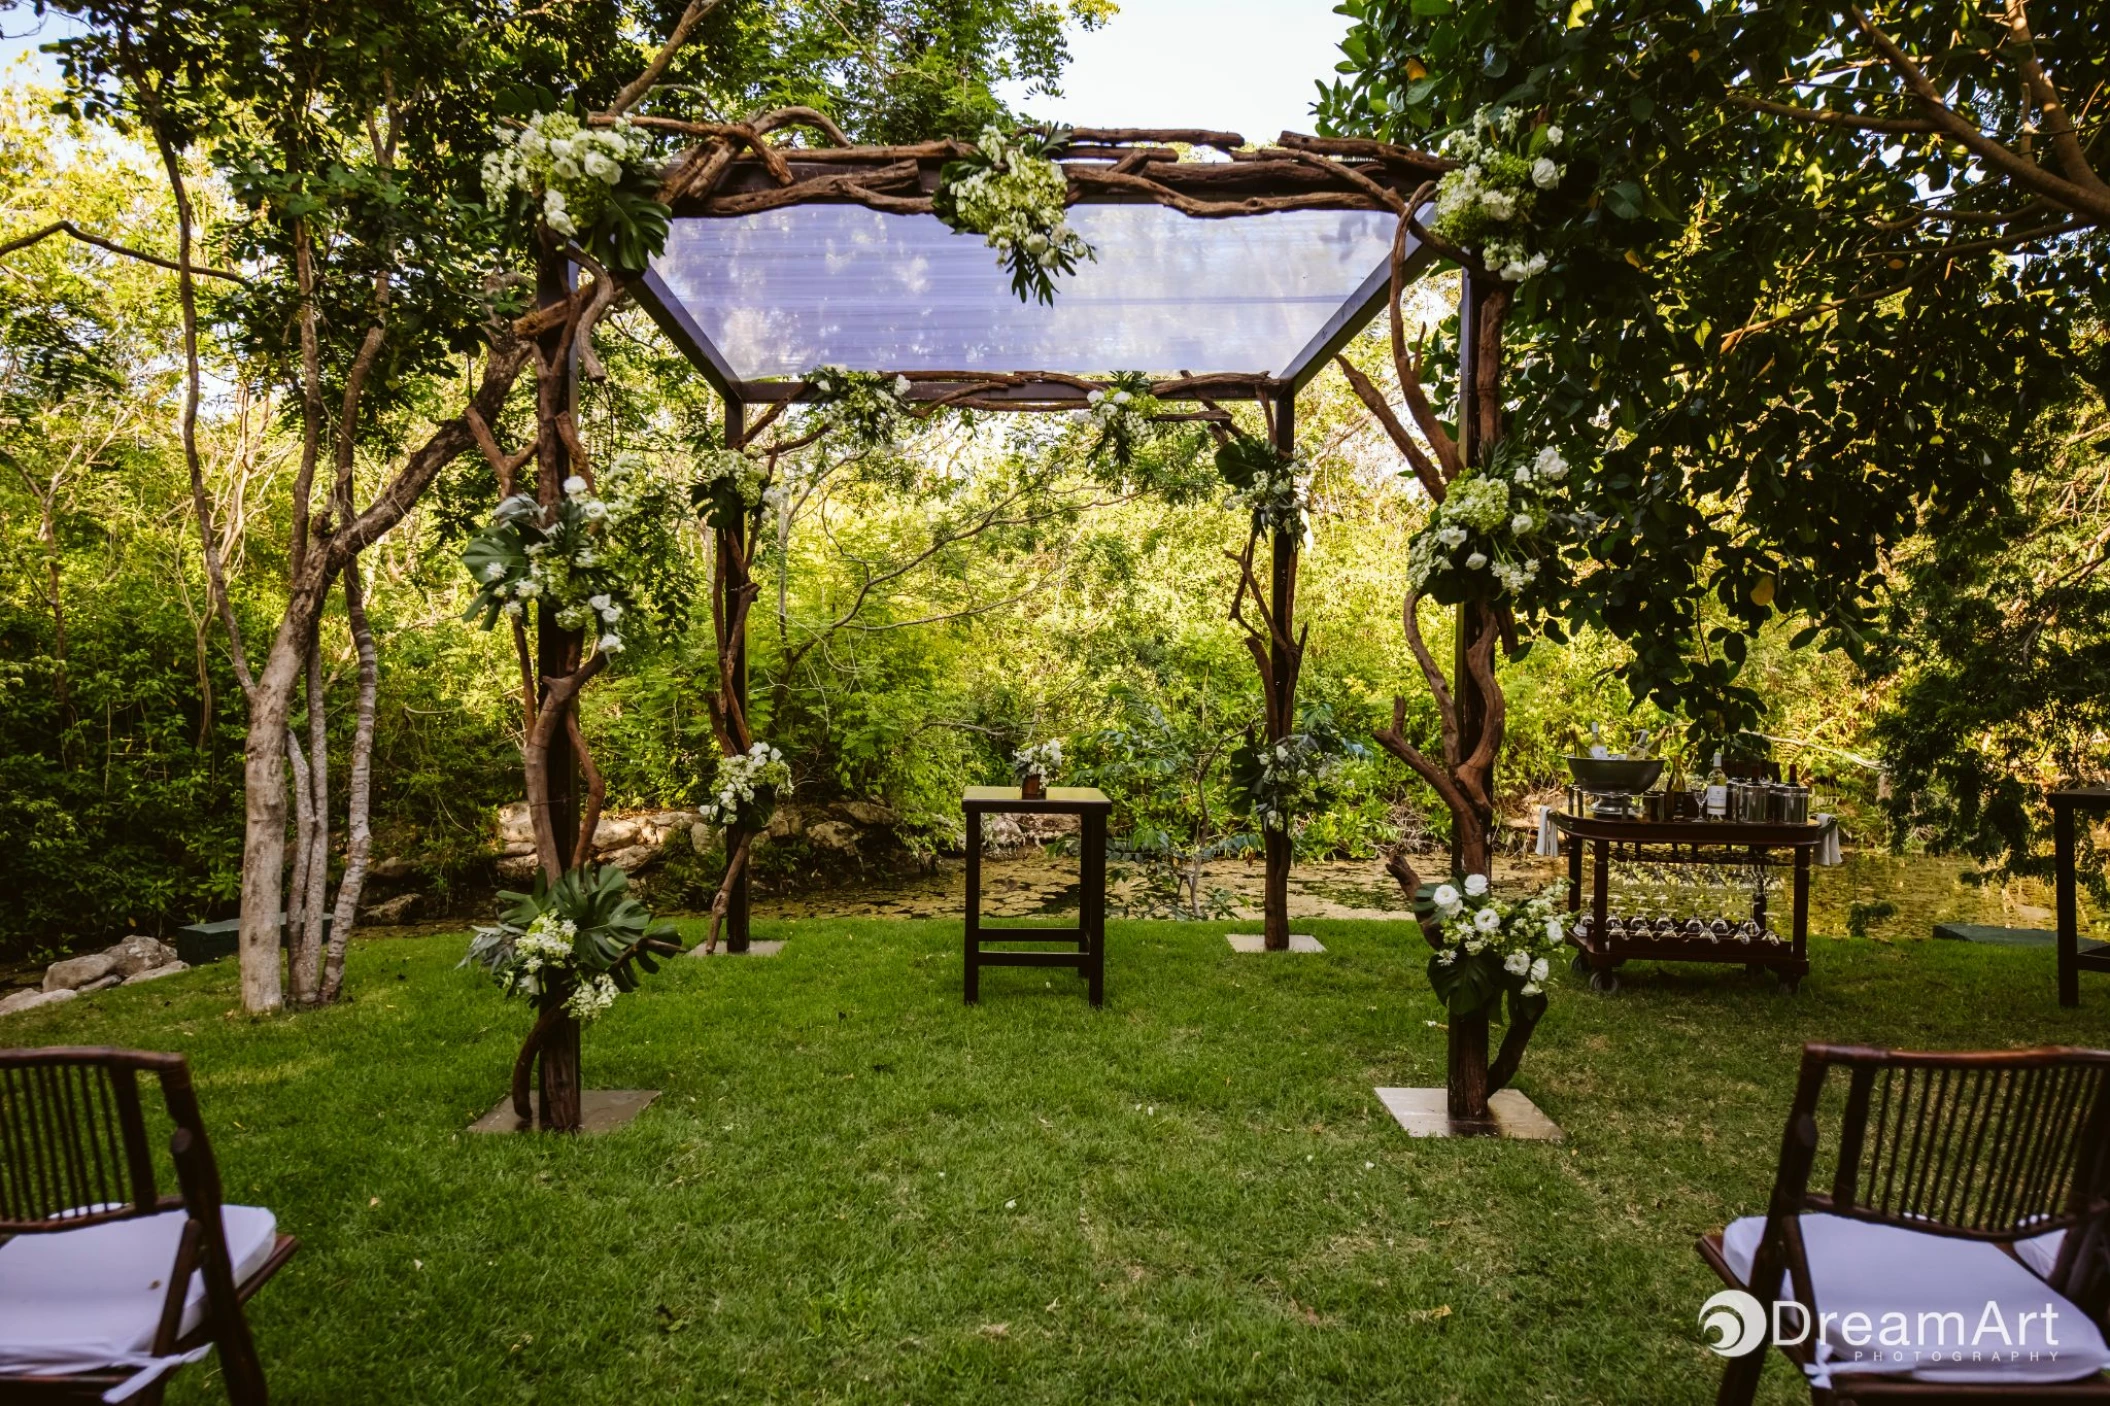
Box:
323;561;377;1002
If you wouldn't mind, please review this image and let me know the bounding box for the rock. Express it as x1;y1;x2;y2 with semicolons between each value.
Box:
496;802;534;848
368;855;418;880
981;816;1026;851
766;804;804;842
76;974;122;995
1017;812;1079;842
123;962;190;986
361;893;420;925
105;935;180;978
43;951;120;992
649;810;698;830
1;986;77;1017
591;816;642;850
839;800;899;828
495;854;540;882
690;821;718;855
806;821;860;853
600;843;659;872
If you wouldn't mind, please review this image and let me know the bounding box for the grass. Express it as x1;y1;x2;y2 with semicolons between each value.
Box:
7;918;2110;1404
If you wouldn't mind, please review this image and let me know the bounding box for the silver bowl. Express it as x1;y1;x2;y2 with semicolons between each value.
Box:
1566;756;1665;794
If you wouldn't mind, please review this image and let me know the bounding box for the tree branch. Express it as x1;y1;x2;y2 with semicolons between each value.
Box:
1848;4;2110;223
0;219;247;282
608;0;726;115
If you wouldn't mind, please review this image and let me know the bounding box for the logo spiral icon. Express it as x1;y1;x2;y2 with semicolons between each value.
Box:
1699;1289;1768;1357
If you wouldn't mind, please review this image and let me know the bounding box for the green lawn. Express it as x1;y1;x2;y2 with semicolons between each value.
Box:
7;919;2110;1404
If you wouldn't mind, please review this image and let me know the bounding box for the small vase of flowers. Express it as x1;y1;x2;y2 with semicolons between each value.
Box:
1012;739;1063;799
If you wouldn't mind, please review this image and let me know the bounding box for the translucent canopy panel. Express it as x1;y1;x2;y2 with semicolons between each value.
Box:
651;203;1399;380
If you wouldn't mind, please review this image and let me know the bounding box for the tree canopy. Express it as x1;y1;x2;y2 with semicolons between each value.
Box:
1320;0;2108;743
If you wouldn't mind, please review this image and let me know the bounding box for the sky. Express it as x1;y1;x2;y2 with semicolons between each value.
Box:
0;2;1352;143
997;0;1353;144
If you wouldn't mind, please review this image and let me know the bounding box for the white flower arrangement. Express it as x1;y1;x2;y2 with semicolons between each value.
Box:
463;863;680;1023
1407;442;1578;605
1430;106;1563;283
1011;739;1064;783
805;365;918;448
1085;372;1165;467
933;125;1096;304
461;468;643;654
1424;874;1569;1014
1229;706;1364;834
700;742;792;831
1239;453;1312;540
482;112;654;241
693;446;771;529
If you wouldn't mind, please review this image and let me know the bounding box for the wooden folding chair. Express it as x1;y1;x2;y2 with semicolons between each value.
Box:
0;1048;296;1404
1700;1044;2110;1404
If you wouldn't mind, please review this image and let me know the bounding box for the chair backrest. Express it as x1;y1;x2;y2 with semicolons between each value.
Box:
0;1047;203;1233
1776;1044;2110;1243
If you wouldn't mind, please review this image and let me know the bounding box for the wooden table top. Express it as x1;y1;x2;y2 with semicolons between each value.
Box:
963;786;1112;814
1553;810;1830;847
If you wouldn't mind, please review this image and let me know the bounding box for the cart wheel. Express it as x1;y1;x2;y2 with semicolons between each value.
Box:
1588;969;1621;995
1744;963;1766;978
1780;974;1803;995
1570;950;1592;975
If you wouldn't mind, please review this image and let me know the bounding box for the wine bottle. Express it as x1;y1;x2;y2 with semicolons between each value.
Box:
1704;750;1729;819
1630;727;1653;759
1588;722;1610;760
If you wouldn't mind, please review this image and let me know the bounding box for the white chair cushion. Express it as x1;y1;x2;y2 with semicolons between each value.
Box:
2018;1227;2067;1281
1723;1213;2110;1385
0;1206;277;1377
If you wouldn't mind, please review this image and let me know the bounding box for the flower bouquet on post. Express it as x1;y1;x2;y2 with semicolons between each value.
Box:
1415;873;1567;1120
463;863;682;1132
1012;740;1063;800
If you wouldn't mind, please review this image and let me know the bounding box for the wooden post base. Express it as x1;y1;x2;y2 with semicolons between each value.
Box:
1374;1087;1563;1141
470;1089;661;1135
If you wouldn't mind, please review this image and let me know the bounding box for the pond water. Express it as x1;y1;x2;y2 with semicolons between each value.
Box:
756;845;2107;943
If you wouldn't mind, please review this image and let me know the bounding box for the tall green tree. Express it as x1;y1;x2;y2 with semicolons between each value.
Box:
1319;0;2108;739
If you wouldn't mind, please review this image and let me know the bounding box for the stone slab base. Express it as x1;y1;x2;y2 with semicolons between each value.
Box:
468;1089;660;1135
1225;934;1325;953
685;940;785;958
1374;1086;1564;1142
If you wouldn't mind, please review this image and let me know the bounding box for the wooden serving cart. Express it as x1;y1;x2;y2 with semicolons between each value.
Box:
1553;811;1831;994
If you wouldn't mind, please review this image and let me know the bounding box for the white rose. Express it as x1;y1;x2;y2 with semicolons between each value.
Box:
1466;552;1488;569
1511;513;1534;535
563;475;589;497
597;633;623;654
1530;957;1550;983
1544;125;1563;147
1464;873;1490;897
588;593;612;611
1433;883;1460;912
599;601;622;621
1504;951;1530;975
1522;981;1543;996
1532;157;1561;190
1473;906;1503;933
583;151;620;183
1513;466;1533;485
581;499;609;521
1545;918;1564;943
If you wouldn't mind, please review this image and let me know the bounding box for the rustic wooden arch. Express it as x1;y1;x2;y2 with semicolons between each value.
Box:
509;117;1488;957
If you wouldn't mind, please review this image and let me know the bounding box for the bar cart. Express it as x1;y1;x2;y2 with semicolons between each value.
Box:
1553;811;1830;993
